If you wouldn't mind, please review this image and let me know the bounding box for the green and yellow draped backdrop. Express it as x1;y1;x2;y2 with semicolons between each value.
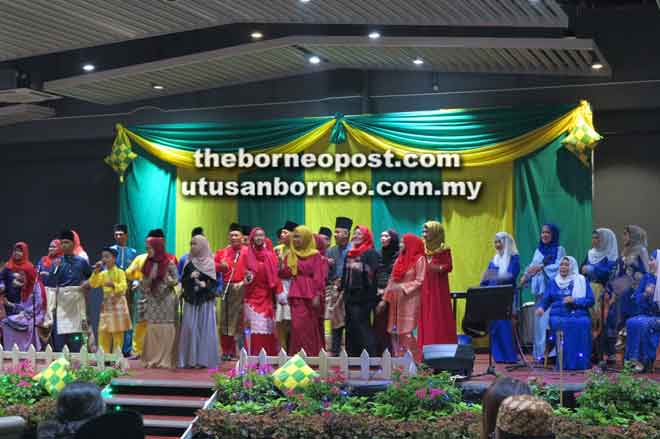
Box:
111;101;599;333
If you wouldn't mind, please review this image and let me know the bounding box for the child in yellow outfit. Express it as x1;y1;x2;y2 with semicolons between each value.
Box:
89;247;131;354
125;253;148;356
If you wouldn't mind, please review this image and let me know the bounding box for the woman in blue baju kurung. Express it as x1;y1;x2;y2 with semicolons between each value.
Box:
580;228;617;359
480;232;520;363
520;224;566;361
606;225;648;360
624;249;660;372
536;256;594;370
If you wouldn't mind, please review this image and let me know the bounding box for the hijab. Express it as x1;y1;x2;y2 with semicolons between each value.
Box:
185;235;216;280
538;224;560;265
554;256;586;299
287;226;319;276
39;239;63;271
142;237;169;286
72;230;88;260
424;221;448;256
246;227;278;289
622;225;649;271
652;249;660;306
347;225;374;259
492;232;518;279
6;242;38;302
380;229;400;268
391;234;425;282
588;228;619;265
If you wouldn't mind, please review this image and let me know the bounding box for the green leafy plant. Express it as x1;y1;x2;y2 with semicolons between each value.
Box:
69;363;125;388
369;367;468;420
528;376;562;408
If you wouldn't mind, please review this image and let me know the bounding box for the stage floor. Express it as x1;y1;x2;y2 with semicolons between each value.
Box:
125;353;660;386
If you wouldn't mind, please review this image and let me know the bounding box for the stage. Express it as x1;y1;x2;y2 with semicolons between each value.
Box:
102;353;659;439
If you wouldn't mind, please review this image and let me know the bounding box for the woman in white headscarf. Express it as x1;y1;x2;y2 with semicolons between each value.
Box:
580;228;618;349
624;249;660;372
478;232;520;363
178;235;220;368
536;256;594;370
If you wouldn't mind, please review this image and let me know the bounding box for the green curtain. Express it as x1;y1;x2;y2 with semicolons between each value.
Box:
515;135;593;303
371;167;442;249
127;104;573;153
131;117;332;152
238;167;306;240
119;150;177;254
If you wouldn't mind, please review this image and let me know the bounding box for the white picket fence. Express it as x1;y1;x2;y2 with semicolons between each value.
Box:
236;348;417;381
0;344;129;373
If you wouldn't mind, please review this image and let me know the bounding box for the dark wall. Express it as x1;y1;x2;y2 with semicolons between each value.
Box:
0;138;117;262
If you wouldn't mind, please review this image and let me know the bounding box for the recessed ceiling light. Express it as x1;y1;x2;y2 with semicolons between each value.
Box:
309;55;321;65
413;58;424;66
591;63;603;70
82;64;95;72
251;31;263;40
152;84;165;90
300;0;311;3
368;31;381;40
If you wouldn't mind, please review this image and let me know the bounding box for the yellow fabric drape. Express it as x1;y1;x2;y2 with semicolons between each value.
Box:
343;104;584;167
304;141;372;236
123;119;337;169
175;167;240;256
441;163;514;333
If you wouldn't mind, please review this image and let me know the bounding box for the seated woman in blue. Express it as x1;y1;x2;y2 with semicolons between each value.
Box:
606;225;649;360
625;249;660;373
536;256;594;370
520;223;566;362
480;232;520;363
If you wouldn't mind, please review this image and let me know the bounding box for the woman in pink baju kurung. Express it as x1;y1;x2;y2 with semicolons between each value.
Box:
279;226;325;356
380;234;425;360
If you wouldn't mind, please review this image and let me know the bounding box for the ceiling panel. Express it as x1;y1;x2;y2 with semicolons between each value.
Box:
0;0;569;61
43;36;611;105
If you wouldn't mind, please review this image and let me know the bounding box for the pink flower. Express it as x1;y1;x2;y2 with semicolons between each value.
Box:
429;388;445;400
285;389;296;397
17;380;31;388
322;411;331;418
243;379;253;389
323;401;330;409
415;388;427;400
225;369;237;378
330;387;341;395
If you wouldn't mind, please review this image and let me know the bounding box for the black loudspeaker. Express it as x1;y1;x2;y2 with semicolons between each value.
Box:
422;344;475;377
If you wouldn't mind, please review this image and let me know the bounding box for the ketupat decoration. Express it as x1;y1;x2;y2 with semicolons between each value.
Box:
105;124;138;183
272;354;319;391
562;100;603;166
33;358;74;395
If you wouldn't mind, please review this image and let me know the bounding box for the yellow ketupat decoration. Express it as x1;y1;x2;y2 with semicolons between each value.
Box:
105;124;138;183
33;358;74;395
562;100;603;166
272;355;319;391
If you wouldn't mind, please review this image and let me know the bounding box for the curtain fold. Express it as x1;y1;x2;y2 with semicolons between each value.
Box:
514;136;593;303
442;163;514;333
370;167;441;249
304;142;372;235
175;168;239;256
238;167;306;240
119;151;177;254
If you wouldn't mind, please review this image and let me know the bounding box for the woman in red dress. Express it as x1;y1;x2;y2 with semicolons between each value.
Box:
279;226;325;355
244;227;281;355
418;221;457;351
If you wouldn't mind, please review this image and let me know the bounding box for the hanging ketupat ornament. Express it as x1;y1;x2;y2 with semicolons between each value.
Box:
562;100;603;166
105;124;138;183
